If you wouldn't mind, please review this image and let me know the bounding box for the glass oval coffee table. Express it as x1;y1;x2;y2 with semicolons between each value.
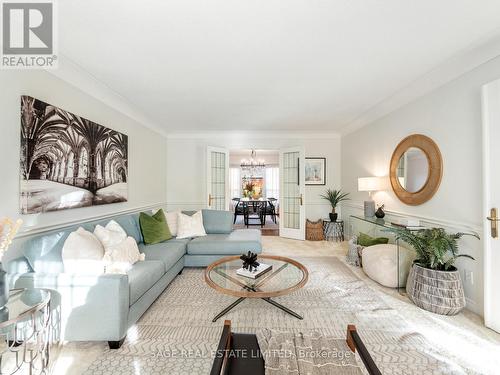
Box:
205;255;308;322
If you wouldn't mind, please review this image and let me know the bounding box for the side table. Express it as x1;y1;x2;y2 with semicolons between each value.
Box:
323;220;345;242
0;288;56;374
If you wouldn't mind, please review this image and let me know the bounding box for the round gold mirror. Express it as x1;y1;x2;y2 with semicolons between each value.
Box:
390;134;442;205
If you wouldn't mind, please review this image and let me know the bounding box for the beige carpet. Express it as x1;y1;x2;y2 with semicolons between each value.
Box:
53;238;500;375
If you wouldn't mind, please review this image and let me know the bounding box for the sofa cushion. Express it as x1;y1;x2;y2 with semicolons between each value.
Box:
93;215;142;244
104;237;145;274
187;229;262;255
202;209;233;234
127;260;164;306
139;209;172;245
138;239;188;271
357;232;389;247
23;230;71;274
62;227;105;275
177;211;207;239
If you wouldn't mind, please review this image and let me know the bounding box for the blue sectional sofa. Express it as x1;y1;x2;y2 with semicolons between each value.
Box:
6;209;262;348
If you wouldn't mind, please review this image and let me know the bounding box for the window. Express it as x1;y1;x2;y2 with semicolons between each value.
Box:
229;168;241;198
265;167;279;199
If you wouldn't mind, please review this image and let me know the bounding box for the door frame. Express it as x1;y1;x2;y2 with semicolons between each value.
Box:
207;146;230;210
279;146;306;240
482;80;500;331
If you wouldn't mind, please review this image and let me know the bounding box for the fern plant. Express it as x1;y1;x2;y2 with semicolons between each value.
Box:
320;189;350;213
386;227;477;271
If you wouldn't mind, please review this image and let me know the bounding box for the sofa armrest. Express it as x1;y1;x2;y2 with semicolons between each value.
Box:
6;257;33;288
5;256;32;274
14;272;129;341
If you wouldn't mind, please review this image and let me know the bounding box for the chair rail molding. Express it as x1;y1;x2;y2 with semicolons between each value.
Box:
16;202;168;238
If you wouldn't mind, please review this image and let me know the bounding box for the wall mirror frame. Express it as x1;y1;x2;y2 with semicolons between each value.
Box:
389;134;443;206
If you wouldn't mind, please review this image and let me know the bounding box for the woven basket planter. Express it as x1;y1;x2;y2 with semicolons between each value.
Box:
406;264;466;316
306;219;324;241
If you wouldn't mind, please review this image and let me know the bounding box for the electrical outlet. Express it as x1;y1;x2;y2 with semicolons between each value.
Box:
464;270;474;285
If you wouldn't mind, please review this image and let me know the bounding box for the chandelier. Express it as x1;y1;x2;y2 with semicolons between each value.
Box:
240;150;265;175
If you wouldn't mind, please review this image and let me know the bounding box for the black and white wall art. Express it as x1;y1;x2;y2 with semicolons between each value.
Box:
20;96;128;214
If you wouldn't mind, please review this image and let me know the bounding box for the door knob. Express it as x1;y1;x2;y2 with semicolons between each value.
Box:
487;208;498;238
208;194;213;206
299;194;303;206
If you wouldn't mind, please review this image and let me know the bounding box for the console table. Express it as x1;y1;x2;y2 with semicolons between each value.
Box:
0;288;56;374
349;216;410;294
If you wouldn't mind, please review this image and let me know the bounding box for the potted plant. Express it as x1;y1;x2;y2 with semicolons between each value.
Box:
320;189;350;221
387;227;478;315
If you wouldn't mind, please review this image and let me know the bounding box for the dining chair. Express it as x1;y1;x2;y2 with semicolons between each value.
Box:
264;198;278;224
232;198;247;225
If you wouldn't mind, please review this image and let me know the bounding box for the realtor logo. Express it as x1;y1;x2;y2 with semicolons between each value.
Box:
1;1;57;68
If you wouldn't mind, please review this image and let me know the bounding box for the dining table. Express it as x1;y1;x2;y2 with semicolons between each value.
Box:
239;198;271;227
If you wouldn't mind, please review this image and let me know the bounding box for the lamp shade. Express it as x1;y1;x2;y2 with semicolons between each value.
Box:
358;177;385;192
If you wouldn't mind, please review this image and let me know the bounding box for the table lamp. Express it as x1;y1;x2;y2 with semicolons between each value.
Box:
358;177;384;217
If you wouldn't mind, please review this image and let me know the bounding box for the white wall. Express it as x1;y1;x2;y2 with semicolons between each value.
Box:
341;55;500;316
0;69;168;237
166;135;341;220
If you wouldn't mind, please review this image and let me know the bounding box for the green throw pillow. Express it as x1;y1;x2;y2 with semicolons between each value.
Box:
139;209;172;245
357;232;389;247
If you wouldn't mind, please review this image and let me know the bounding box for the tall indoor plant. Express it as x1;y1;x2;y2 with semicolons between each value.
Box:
320;189;350;221
387;227;478;315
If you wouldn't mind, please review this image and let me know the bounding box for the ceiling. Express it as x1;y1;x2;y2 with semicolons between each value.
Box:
58;0;500;134
229;149;279;165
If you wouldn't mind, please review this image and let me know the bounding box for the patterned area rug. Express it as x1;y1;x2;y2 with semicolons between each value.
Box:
83;257;473;375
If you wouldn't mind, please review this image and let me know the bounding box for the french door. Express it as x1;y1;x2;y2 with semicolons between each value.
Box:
482;80;500;332
207;146;229;210
279;147;305;240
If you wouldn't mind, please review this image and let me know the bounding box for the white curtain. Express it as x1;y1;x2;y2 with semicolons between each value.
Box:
230;168;241;199
265;167;279;199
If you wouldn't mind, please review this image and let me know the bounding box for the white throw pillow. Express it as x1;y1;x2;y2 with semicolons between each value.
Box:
103;236;145;274
165;211;179;236
62;227;105;275
94;220;127;248
176;211;206;239
152;209;178;235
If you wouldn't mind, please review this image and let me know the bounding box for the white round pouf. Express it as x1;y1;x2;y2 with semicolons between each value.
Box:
361;244;415;288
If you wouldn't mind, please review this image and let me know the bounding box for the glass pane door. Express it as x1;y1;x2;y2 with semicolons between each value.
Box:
207;147;229;210
279;147;305;240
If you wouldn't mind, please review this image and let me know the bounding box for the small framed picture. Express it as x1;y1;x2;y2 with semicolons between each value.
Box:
305;157;326;185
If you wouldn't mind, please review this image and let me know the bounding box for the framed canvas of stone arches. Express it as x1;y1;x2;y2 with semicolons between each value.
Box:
20;96;128;214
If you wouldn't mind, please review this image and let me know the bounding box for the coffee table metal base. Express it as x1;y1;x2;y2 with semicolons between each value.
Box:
212;297;303;322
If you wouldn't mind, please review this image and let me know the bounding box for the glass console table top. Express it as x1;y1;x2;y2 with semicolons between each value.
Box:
0;289;50;330
351;215;408;230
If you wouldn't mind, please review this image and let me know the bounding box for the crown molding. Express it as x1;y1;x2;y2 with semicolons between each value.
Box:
165;131;341;140
340;31;500;136
47;53;168;138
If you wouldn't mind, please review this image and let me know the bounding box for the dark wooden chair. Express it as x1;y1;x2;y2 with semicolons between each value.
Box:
210;320;264;375
346;324;382;375
232;198;247;225
264;198;278;224
210;321;381;375
245;201;266;228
